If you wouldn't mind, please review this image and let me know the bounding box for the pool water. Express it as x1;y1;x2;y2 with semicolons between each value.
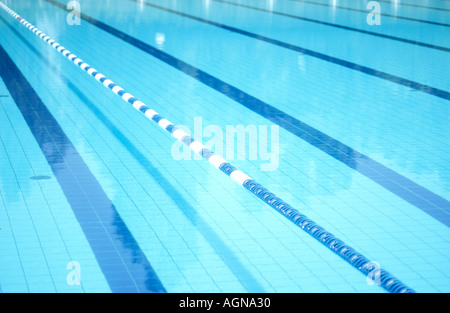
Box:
0;0;449;293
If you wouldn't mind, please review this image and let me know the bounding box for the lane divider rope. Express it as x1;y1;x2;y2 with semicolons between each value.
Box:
0;1;415;293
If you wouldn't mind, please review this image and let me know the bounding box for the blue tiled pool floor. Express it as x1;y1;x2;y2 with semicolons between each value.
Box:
0;0;449;293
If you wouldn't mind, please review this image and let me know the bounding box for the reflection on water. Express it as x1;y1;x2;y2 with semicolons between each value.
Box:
155;32;165;49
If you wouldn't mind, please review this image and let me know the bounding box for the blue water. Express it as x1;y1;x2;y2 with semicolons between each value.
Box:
0;0;449;293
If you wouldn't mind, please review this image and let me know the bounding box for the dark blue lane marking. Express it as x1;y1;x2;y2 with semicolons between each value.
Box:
128;0;450;101
290;0;450;27
0;14;266;293
45;0;450;227
213;0;450;53
0;44;166;293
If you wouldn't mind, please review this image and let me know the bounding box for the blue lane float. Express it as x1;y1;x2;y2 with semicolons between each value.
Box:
0;1;415;293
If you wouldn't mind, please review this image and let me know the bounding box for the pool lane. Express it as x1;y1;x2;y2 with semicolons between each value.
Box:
211;0;450;53
127;0;449;101
45;0;450;227
0;44;166;293
289;0;450;27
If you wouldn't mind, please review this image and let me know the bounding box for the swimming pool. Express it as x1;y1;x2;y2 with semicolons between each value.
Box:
0;0;449;293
